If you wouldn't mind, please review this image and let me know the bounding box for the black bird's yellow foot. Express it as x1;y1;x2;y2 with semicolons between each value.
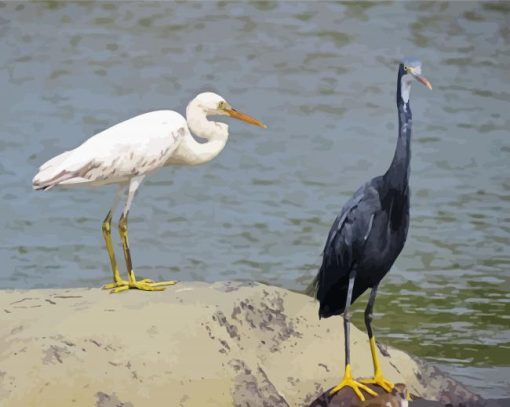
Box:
105;279;177;293
361;336;395;393
330;364;378;401
360;375;394;392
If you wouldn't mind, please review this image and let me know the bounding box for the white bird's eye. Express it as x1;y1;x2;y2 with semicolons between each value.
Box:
218;101;225;109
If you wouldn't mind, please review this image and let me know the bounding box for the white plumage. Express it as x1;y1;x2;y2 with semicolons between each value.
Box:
33;92;266;293
34;110;187;188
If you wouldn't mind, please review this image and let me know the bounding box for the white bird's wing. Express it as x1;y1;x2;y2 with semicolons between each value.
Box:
37;150;72;172
33;110;188;189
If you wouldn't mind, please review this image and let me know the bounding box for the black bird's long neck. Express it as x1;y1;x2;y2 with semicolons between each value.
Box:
385;75;412;190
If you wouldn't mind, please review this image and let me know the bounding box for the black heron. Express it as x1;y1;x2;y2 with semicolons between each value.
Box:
313;58;432;400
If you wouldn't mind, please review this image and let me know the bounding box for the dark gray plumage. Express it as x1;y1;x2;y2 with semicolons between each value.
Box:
315;58;431;318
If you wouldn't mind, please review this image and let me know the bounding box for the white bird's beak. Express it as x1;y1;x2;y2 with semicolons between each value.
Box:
224;108;267;128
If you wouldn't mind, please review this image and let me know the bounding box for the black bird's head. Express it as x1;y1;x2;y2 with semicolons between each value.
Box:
397;57;432;104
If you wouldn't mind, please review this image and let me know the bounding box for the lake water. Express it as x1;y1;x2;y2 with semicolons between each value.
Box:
0;1;509;398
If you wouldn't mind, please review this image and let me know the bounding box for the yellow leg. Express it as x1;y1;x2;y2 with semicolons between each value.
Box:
110;212;177;294
102;210;155;290
360;336;394;392
329;364;378;401
101;210;127;289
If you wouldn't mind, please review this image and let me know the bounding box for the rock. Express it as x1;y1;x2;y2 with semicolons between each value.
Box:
0;282;482;406
308;361;484;407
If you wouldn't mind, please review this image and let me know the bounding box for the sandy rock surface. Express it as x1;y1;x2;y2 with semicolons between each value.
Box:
0;282;479;406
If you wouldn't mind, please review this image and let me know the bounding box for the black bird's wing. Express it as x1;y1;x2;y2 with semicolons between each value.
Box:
314;179;382;318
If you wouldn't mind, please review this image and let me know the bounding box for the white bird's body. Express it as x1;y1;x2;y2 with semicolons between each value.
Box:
33;109;224;189
33;92;266;293
34;111;185;187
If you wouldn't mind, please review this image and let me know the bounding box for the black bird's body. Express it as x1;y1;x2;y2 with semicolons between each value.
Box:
316;174;410;317
316;79;414;317
314;59;432;400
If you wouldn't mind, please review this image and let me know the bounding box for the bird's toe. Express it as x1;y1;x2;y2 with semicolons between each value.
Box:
133;281;165;291
137;278;155;284
110;284;130;294
329;378;378;401
150;280;177;287
103;279;129;290
360;376;394;393
104;278;177;293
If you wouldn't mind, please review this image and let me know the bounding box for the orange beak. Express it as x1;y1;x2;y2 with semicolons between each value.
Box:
414;74;432;90
225;108;267;128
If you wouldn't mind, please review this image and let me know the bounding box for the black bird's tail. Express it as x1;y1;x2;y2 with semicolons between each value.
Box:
304;273;320;297
314;264;366;319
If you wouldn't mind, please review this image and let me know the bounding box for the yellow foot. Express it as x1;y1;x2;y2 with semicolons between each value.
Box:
103;279;177;293
330;365;378;401
102;278;152;289
360;375;394;392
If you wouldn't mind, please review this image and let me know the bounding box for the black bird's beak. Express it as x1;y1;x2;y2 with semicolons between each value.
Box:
412;73;432;90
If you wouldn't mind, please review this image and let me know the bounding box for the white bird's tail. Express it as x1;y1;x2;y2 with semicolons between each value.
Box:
32;151;73;190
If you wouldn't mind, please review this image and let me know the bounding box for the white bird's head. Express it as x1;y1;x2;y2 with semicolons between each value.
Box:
188;92;267;128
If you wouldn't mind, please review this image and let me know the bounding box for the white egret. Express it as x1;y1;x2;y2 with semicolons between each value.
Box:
33;92;266;293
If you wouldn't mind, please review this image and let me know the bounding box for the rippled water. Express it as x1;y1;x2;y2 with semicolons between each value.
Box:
0;1;509;398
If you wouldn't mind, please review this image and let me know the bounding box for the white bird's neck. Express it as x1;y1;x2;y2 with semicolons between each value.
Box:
177;102;229;166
